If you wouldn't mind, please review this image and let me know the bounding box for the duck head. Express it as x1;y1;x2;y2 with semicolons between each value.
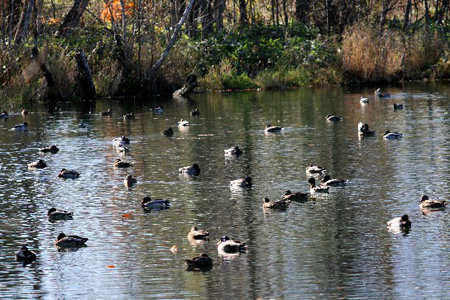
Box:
47;208;57;215
221;235;230;242
284;190;292;195
420;195;429;203
20;245;29;251
244;176;252;185
23;122;28;126
323;175;331;181
191;226;199;231
307;177;316;185
142;196;152;204
264;197;271;203
384;130;391;135
57;233;67;240
192;164;200;171
401;214;411;225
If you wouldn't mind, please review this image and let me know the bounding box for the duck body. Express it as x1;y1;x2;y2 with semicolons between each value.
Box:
306;164;326;174
217;236;246;253
420;195;447;210
358;122;376;136
48;208;73;220
320;175;347;187
39;145;59;153
13;122;28;130
116;144;129;154
308;177;329;193
325;114;342;122
185;254;212;271
123;112;135;120
265;124;283;132
28;159;47;169
263;197;290;209
188;226;209;240
163;127;174;137
383;131;403;139
190;108;200;116
16;245;37;262
0;111;9;118
375;88;391;98
178;119;189;126
360;97;369;103
387;215;411;232
100;109;112;116
230;177;252;188
393;103;404;110
55;233;88;247
124;175;137;187
281;190;309;201
114;159;133;168
58;169;80;178
224;146;243;156
179;164;200;175
113;136;130;146
141;196;170;209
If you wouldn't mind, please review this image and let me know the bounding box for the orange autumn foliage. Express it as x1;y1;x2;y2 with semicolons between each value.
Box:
101;0;134;23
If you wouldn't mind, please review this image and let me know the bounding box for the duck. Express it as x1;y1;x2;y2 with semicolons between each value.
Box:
375;88;391;98
15;245;36;262
123;112;135;120
281;190;309;201
58;169;80;178
265;124;283;132
306;164;326;174
178;119;189;126
393;103;404;110
163;127;174;137
185;254;213;271
141;196;170;209
187;226;209;240
47;208;73;220
151;106;164;113
0;111;9;118
325;114;342;122
100;109;112;116
54;233;88;247
190;108;200;116
124;175;137;187
179;163;200;175
320;175;347;187
263;197;290;209
21;109;28;115
114;158;133;168
383;130;403;139
39;145;59;153
387;215;411;232
230;177;252;188
419;195;447;210
13;122;28;130
217;236;246;253
358;122;376;136
113;135;131;146
360;97;369;103
308;177;329;193
224;146;243;156
27;159;47;169
116;144;129;154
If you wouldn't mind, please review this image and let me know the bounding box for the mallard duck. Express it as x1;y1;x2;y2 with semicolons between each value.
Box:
419;195;447;210
383;130;403;139
263;197;290;209
358;122;376;136
13;122;28;130
217;236;246;253
28;159;47;169
100;109;112;116
230;177;252;188
55;233;88;247
179;163;200;175
39;145;59;153
281;190;309;201
265;124;283;132
306;164;326;174
151;106;164;113
320;175;347;187
47;208;73;220
325;114;342;122
123;112;135;120
113;136;130;146
163;127;174;137
375;88;391;98
116;144;129;154
387;215;411;232
308;177;329;193
114;158;133;168
393;103;404;110
15;245;36;262
58;169;80;178
21;109;29;115
0;111;9;118
124;175;137;187
188;226;209;240
185;253;213;271
141;196;170;209
178;119;189;126
224;146;243;156
190;108;200;116
360;97;369;103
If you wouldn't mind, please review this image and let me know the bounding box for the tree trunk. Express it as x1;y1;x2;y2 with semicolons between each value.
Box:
403;0;412;31
75;50;96;100
215;0;224;31
14;0;34;44
55;0;90;38
295;0;309;25
425;0;430;29
239;0;248;25
141;0;195;88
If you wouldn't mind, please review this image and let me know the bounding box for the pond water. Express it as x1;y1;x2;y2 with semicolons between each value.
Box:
1;83;450;299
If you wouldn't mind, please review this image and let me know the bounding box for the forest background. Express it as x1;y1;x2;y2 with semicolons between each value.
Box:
2;0;450;102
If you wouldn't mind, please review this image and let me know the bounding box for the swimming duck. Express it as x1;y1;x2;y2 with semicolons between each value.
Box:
21;109;29;115
114;158;133;168
393;103;404;110
179;163;200;175
263;197;290;209
230;177;252;188
383;130;403;139
419;195;447;210
325;114;342;122
15;245;36;262
387;215;411;232
54;233;88;247
100;109;112;116
217;236;247;253
185;253;213;271
47;208;73;220
116;144;129;154
124;175;137;187
190;108;200;116
113;136;130;146
58;169;80;178
360;97;369;103
178;119;189;126
188;226;210;240
224;146;243;156
13;122;28;130
306;164;326;174
281;190;309;201
141;196;171;209
308;177;329;193
320;175;347;187
0;111;9;118
28;159;47;169
358;122;376;136
39;145;59;153
123;112;135;120
375;88;391;98
265;124;283;132
151;106;164;113
163;127;174;137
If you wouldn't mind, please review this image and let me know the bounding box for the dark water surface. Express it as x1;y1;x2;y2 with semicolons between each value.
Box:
1;84;450;299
